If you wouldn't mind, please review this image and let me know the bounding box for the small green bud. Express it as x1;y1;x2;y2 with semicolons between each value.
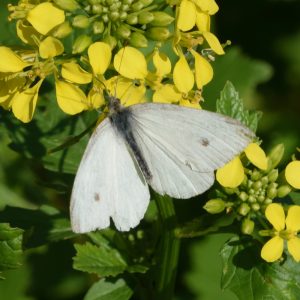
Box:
238;203;250;216
88;0;101;4
53;0;80;11
267;187;277;199
140;0;153;6
251;203;260;211
102;14;109;23
249;189;255;195
277;185;292;198
267;143;285;171
257;195;265;202
150;11;174;26
264;198;273;205
261;176;268;185
122;4;130;11
241;219;255;235
116;24;131;38
223;187;237;195
239;191;248;202
119;11;128;20
268;169;279;182
251;169;262;181
110;11;120;21
137;230;144;239
138;12;154;24
92;3;103;14
103;35;117;49
123;0;134;5
247;180;253;188
73;15;90;28
268;182;278;190
72;35;92;53
93;21;104;34
106;0;114;5
203;199;226;214
146;27;170;41
129;32;148;47
126;14;138;25
253;181;262;191
110;2;121;11
52;21;72;38
132;2;144;11
248;195;256;203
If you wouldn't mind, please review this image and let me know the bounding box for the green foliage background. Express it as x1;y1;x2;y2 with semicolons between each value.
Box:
0;0;300;299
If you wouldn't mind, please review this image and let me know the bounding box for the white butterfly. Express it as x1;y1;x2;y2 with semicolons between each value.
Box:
70;97;254;233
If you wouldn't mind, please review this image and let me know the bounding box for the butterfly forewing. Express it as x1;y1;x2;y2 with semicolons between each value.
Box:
70;118;150;233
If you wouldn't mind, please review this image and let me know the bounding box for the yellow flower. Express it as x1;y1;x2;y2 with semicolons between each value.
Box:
285;161;300;189
261;203;300;262
216;143;267;188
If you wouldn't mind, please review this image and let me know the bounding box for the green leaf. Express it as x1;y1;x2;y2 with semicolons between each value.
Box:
0;223;23;278
84;278;133;300
0;206;75;248
216;81;262;132
73;242;128;277
221;236;300;300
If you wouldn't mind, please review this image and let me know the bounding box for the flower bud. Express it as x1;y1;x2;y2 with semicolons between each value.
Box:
257;195;265;202
72;35;92;53
238;203;250;216
277;185;292;198
52;21;72;38
268;169;278;182
251;203;260;211
138;12;154;24
267;144;285;171
264;198;272;205
252;181;262;191
239;191;248;202
103;35;117;49
203;199;226;214
241;218;255;235
146;27;170;41
248;195;256;203
73;15;90;28
126;14;138;25
261;176;268;185
132;2;144;11
223;187;236;195
251;170;262;181
150;11;174;26
110;11;120;21
92;4;103;14
140;0;153;5
129;32;148;48
53;0;80;11
93;21;104;34
116;24;131;38
267;187;277;199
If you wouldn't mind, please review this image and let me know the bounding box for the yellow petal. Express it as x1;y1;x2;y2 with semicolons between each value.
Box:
0;77;26;103
39;36;64;59
16;20;39;45
153;84;182;103
173;54;194;93
87;88;105;109
114;47;147;80
216;157;244;188
61;62;92;84
0;47;30;72
194;0;219;15
244;143;268;170
153;51;171;76
285;161;300;189
287;238;300;262
177;0;196;31
195;10;210;32
11;79;43;123
261;236;284;262
27;3;65;35
55;80;88;114
265;203;285;231
286;206;300;232
179;99;201;109
106;76;146;106
88;42;111;75
190;49;213;88
202;31;225;55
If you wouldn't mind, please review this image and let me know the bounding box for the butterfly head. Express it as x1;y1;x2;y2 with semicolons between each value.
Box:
107;94;122;115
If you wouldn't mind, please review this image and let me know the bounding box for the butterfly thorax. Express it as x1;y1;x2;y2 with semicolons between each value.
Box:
108;98;152;182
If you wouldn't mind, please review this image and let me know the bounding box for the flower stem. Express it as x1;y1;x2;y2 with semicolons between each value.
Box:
153;193;180;300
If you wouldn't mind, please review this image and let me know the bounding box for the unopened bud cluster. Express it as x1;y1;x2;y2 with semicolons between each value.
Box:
204;144;292;235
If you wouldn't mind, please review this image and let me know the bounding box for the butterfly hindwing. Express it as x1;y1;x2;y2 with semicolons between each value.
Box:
70;118;150;233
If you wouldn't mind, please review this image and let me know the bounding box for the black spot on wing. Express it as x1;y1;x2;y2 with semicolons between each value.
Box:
94;193;100;201
200;138;210;147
